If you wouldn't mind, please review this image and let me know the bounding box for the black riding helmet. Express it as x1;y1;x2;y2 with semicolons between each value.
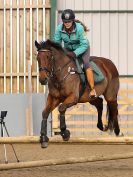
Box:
61;9;75;22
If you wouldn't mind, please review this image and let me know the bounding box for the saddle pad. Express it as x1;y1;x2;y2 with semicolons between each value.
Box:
74;58;104;98
89;61;105;84
75;58;105;84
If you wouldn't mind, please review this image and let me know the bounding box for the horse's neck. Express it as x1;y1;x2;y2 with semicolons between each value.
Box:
53;52;71;69
51;51;75;83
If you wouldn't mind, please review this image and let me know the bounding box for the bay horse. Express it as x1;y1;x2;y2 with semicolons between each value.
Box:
35;39;121;148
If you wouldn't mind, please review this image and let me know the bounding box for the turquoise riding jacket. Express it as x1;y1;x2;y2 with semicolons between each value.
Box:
53;22;90;57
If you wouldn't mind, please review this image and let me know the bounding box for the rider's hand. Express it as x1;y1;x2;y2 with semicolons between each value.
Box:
66;51;76;59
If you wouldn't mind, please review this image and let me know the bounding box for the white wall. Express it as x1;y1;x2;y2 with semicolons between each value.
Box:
57;0;133;75
0;94;51;136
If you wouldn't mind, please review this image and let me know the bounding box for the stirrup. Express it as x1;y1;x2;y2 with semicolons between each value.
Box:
89;88;97;99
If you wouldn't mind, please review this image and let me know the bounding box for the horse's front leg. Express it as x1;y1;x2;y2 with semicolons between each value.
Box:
40;94;60;148
58;93;78;141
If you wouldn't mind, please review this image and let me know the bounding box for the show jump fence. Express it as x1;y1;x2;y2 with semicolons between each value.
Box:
1;152;133;170
1;136;133;170
1;136;133;144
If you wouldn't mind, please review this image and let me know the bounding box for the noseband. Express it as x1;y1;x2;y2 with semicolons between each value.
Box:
39;66;51;73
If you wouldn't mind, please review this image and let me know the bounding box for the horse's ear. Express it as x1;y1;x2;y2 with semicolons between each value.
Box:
45;39;52;47
35;40;41;50
46;39;52;44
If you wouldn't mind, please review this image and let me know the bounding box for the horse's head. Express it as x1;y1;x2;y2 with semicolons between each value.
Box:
35;40;53;85
35;39;69;85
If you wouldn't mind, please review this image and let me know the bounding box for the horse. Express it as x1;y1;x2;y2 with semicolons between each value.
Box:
35;39;121;148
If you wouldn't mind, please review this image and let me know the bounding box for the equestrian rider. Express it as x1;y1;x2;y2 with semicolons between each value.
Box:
53;9;96;98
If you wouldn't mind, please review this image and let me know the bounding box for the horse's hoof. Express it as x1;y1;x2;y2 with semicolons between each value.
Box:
41;142;48;148
116;132;124;137
40;135;49;148
63;136;70;141
97;123;103;131
61;129;70;141
103;125;108;131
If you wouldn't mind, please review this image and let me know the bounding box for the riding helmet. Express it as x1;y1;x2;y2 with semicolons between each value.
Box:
61;9;75;22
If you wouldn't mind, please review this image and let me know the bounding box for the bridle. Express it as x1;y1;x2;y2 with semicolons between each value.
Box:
38;49;53;76
37;49;75;82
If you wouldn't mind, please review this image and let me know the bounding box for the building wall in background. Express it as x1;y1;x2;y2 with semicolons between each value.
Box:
57;0;133;75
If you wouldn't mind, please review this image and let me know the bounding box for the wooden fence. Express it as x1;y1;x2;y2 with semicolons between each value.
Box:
0;0;51;93
52;77;133;136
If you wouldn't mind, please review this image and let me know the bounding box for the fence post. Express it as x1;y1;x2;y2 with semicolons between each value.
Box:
26;61;33;136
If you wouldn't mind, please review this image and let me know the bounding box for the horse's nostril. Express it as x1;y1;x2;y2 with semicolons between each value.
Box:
39;78;48;85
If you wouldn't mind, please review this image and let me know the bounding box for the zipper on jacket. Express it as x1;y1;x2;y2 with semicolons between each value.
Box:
61;30;75;51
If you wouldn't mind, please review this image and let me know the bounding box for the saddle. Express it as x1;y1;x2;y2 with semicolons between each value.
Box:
74;57;105;97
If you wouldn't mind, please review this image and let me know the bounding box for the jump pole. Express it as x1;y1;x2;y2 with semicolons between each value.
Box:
1;136;133;144
1;152;133;170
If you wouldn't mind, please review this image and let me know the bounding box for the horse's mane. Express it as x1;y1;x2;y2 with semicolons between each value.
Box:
40;39;64;52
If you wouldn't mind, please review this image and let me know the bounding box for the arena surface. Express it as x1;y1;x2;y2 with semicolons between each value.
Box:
0;143;133;177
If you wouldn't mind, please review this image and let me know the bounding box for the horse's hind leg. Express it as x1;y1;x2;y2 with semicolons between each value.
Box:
89;97;104;131
104;76;120;136
107;100;120;136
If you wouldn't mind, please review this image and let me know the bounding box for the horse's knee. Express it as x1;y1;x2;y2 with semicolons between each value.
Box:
42;110;49;118
58;104;67;113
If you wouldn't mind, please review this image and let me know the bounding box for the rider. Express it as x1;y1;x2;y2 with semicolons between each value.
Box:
53;9;96;98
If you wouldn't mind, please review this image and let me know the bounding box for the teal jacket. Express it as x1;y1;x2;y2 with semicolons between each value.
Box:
53;22;90;57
